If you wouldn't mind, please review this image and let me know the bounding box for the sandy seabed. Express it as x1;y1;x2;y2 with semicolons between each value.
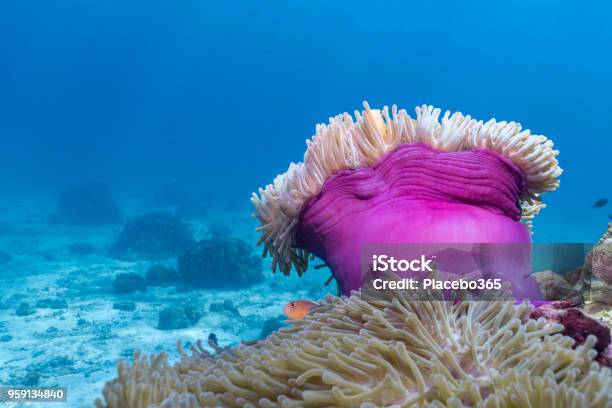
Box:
0;198;330;407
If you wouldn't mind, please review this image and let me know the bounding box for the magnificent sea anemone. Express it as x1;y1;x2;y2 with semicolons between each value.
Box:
251;103;563;297
96;287;611;407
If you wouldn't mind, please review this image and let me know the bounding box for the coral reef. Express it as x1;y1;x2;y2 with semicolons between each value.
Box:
112;273;147;294
589;222;612;285
532;270;577;301
108;212;195;261
530;224;612;366
589;280;612;306
145;264;180;287
581;224;612;305
178;237;263;289
531;302;611;366
157;305;202;330
96;288;611;407
586;302;612;334
48;182;121;226
536;223;612;306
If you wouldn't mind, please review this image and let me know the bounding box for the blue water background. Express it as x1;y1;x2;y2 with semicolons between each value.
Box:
0;1;610;240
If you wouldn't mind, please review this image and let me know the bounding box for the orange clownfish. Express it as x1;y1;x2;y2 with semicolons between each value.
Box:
283;300;319;320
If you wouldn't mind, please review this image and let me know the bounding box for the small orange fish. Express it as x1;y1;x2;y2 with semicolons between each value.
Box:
283;300;319;320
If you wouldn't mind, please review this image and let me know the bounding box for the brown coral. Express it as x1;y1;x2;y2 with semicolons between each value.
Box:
96;288;611;408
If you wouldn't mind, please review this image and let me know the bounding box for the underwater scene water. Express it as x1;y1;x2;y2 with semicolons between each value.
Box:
0;1;611;407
